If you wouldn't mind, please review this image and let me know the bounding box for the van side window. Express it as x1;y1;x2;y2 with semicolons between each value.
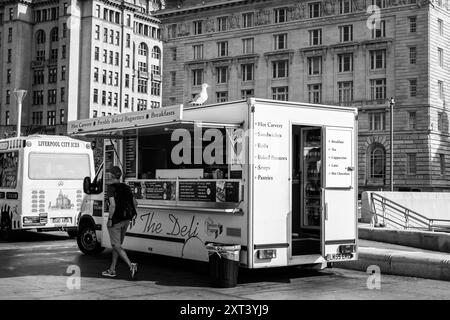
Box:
0;151;19;188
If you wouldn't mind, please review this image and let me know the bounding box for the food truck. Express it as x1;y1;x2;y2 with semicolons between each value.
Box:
0;135;94;240
68;99;358;269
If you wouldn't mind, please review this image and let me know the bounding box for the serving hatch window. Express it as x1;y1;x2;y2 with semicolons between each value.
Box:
28;153;91;180
0;151;19;188
124;125;243;180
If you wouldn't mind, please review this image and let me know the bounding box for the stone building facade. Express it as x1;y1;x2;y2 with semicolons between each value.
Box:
155;0;450;192
0;0;162;136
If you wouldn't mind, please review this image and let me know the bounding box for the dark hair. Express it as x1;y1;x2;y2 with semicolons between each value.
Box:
110;166;122;179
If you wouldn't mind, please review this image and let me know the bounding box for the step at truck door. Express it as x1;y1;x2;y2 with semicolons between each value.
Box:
322;126;357;261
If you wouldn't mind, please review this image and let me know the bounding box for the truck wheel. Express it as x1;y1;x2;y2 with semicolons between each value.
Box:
67;229;78;238
77;224;104;255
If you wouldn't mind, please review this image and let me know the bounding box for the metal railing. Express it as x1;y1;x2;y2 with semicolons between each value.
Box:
370;192;450;232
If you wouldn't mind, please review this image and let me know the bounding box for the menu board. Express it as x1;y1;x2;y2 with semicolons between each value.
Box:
325;128;353;188
128;181;176;201
179;181;216;202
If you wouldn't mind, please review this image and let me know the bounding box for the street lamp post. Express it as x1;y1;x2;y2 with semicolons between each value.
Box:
389;97;395;192
13;89;27;138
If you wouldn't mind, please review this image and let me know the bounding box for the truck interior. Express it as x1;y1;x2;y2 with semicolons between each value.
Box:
291;125;322;255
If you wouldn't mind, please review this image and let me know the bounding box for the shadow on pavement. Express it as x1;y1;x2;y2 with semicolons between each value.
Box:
0;230;71;243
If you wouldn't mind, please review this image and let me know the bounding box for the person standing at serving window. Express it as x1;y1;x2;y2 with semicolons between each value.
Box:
102;166;138;280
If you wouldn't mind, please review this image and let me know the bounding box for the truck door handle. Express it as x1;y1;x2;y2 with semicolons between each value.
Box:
324;203;328;221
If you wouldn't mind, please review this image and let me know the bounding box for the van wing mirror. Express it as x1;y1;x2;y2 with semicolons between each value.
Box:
83;176;92;195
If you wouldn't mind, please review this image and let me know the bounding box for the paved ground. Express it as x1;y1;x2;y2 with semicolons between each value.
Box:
1;231;450;300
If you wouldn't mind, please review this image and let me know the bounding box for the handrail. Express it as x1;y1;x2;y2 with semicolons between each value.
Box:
370;192;450;232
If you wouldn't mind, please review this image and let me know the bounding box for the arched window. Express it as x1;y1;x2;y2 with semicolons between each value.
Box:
138;42;148;56
152;46;161;59
36;30;46;44
50;27;59;42
369;144;386;179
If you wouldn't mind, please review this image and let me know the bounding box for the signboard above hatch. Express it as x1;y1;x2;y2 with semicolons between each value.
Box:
67;105;183;135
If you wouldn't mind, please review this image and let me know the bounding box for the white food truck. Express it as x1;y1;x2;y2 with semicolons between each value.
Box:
0;135;95;240
68;99;358;269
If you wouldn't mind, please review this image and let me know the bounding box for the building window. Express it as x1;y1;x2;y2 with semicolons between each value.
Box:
309;29;322;46
370;50;386;69
102;70;106;84
36;50;45;61
62;23;67;38
339;0;352;14
308;84;322;103
193;44;203;60
242;12;254;28
94;47;99;61
272;60;289;78
125;74;130;88
7;49;12;63
369;112;386;131
108;71;113;85
242;38;254;54
60;109;65;124
5;111;10;125
93;110;98;118
48;89;57;104
171;47;177;61
216;91;228;103
109;29;114;44
95;5;100;18
109;51;114;64
50;48;58;60
274;33;287;50
370;79;386;100
60;87;65;102
170;71;176;86
62;45;66;59
338;81;353;103
409;79;417;97
151;81;160;96
409;47;416;64
272;87;288;101
274;8;287;23
217;41;228;57
339;25;353;42
101;91;106;105
241;89;254;99
217;16;228;32
408;111;417;130
6;69;11;84
36;30;45;44
440;154;446;176
8;27;12;42
338;53;353;72
114;72;119;86
50;27;58;42
138;43;148;56
47;111;56;126
438;80;444;100
369;145;386;179
32;91;44;105
115;52;119;66
438;111;445;131
9;7;14;20
138;79;148;93
95;25;100;40
93;89;98;103
307;56;322;75
126;34;130;48
409;16;417;33
151;65;160;76
33;70;44;84
113;93;118;107
309;2;322;18
438;48;444;68
48;68;57;83
407;153;417;175
124;95;129;108
152;46;161;59
372;0;386;8
372;20;385;38
138;61;147;73
6;90;11;104
241;63;254;81
126;54;130;68
107;92;112;106
32;112;43;125
192;69;203;86
102;50;107;63
193;20;203;35
438;19;444;36
216;66;228;84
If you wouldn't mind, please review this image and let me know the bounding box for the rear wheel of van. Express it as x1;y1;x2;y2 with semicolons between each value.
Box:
77;224;104;255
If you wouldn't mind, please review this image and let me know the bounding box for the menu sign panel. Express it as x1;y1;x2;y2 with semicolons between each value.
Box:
325;128;353;188
179;181;216;202
128;181;176;201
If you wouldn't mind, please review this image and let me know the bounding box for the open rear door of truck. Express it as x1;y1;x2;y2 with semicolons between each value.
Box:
321;126;357;261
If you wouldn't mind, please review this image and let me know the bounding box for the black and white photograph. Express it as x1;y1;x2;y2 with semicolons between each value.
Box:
0;0;450;313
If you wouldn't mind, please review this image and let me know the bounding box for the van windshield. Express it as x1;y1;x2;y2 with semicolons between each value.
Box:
29;153;90;180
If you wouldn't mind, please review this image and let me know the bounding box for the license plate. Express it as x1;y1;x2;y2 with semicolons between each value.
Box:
53;218;71;224
326;253;353;261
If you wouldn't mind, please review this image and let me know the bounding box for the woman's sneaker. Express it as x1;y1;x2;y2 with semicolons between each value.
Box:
130;263;138;280
102;269;116;278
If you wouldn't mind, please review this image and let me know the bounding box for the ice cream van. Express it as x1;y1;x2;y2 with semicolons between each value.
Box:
69;99;358;269
0;135;95;240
